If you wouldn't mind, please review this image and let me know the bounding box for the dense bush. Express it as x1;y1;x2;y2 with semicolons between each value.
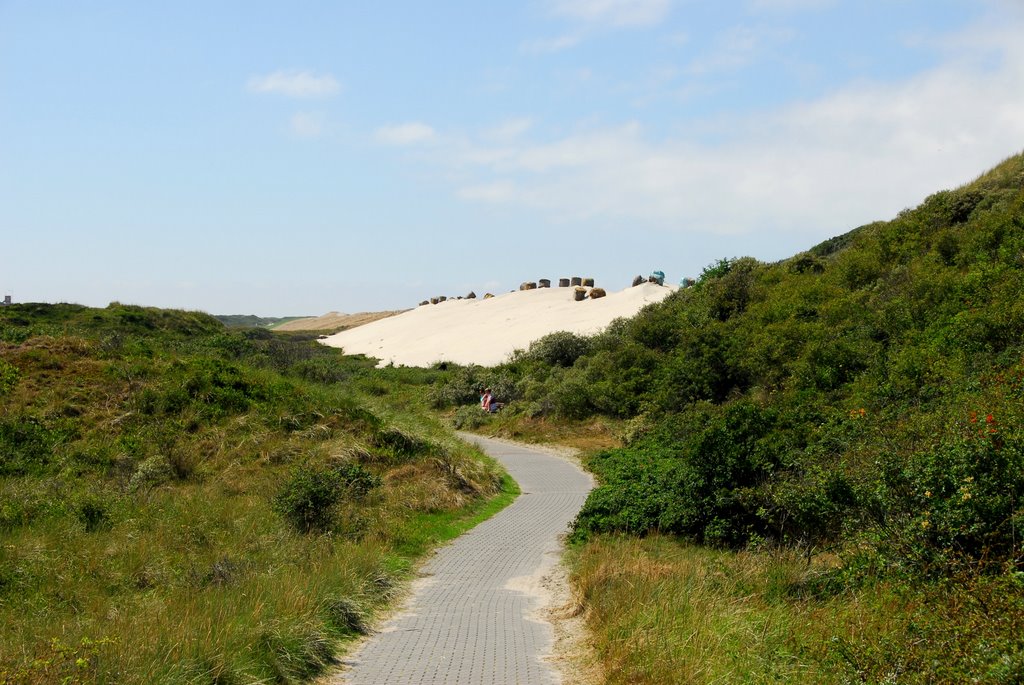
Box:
573;401;795;546
273;465;349;534
517;331;593;367
502;151;1024;575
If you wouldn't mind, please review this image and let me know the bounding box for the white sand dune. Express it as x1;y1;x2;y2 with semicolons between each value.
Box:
319;282;676;367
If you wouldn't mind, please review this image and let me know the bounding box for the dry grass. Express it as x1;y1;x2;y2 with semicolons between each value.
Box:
570;535;1024;684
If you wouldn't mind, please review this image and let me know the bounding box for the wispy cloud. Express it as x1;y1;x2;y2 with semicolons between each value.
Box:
522;33;584;54
374;122;437;145
457;181;518;202
526;0;673;52
550;0;672;27
686;25;796;74
747;0;835;11
482;118;534;141
247;70;340;98
289;111;325;138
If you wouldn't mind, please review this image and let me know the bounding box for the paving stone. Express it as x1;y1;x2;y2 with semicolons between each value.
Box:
332;434;593;684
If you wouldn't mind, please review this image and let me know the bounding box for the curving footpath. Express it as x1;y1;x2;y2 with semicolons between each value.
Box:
332;434;594;685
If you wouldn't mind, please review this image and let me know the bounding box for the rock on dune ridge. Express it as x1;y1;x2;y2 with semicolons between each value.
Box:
319;282;676;367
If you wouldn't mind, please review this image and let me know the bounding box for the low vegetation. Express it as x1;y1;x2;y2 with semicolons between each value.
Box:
0;304;510;684
212;314;308;329
445;151;1024;682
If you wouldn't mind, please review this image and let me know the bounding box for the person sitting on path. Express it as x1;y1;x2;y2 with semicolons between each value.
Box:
481;388;503;413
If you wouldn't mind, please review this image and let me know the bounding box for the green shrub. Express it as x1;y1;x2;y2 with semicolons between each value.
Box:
573;401;786;546
870;412;1024;573
427;366;486;409
0;415;76;476
76;494;112;532
452;405;488;430
334;462;382;498
520;331;593;367
0;358;18;395
273;466;347;534
273;460;383;534
291;357;351;384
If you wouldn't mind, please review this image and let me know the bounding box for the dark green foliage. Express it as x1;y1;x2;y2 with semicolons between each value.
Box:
273;466;347;534
334;462;382;498
76;494;112;532
428;365;486;408
273;460;383;534
868;410;1024;574
503;151;1024;576
809;225;865;258
519;331;593;367
213;314;308;329
427;364;519;409
0;415;77;476
0;359;18;395
573;401;790;546
698;257;736;283
452;405;488;430
788;252;825;274
291;357;354;384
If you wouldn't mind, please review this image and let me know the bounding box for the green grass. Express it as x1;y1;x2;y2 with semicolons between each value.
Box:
387;472;520;561
0;304;516;684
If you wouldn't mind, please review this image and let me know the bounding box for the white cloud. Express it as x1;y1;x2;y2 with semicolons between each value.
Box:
289;111;325;138
550;0;672;27
247;70;340;98
686;25;796;74
483;118;534;141
448;21;1024;238
374;122;437;145
526;0;672;52
457;181;519;202
747;0;834;11
522;33;584;54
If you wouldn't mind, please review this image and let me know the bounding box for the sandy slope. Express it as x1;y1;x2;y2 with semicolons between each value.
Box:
319;283;675;367
274;310;406;332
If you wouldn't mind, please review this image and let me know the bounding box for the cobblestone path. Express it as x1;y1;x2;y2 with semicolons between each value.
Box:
333;434;593;684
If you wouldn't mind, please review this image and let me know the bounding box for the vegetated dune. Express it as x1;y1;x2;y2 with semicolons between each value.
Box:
274;309;406;332
320;282;676;367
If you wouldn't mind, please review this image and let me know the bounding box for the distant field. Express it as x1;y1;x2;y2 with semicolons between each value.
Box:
213;314;311;328
274;310;406;332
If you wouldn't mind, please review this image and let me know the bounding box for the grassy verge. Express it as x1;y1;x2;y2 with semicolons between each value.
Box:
458;413;1024;683
386;471;520;562
571;535;1024;684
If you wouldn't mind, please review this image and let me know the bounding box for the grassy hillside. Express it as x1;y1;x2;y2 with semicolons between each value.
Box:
0;304;510;684
446;151;1024;682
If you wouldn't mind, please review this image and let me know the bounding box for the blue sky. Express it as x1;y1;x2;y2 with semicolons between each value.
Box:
2;1;1023;315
